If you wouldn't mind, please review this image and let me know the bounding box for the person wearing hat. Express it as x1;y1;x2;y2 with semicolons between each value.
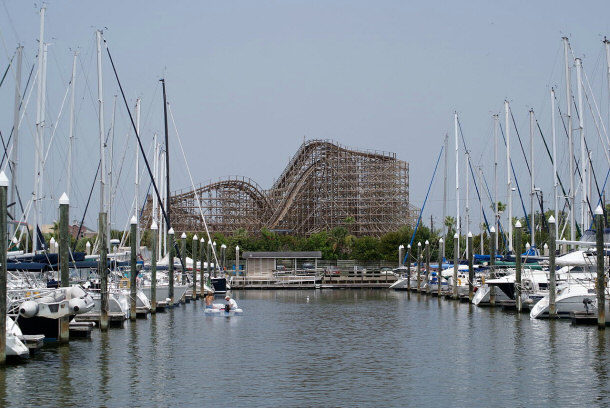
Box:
224;294;238;311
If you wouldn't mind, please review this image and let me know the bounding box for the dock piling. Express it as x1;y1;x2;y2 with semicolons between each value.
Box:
595;206;605;329
151;221;158;313
490;227;496;306
99;212;109;331
416;242;421;292
468;232;473;302
438;238;443;297
515;221;522;313
130;217;137;321
453;233;458;300
59;193;70;342
168;228;175;305
192;235;198;300
0;172;8;364
425;240;430;294
548;216;556;318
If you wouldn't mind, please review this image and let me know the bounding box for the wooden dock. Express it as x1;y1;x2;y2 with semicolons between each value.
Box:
570;311;598;325
18;334;45;353
69;321;95;338
229;274;398;290
74;312;127;328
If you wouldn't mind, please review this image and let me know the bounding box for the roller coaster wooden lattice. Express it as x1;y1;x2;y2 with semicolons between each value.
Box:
142;140;415;237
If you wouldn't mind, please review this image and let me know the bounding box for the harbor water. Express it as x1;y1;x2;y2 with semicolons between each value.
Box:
2;289;610;407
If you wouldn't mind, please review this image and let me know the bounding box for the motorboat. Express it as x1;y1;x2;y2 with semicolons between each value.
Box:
6;316;29;359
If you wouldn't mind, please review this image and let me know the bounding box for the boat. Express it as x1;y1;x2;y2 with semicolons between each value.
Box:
204;303;243;316
6;317;29;359
530;280;597;319
13;285;95;340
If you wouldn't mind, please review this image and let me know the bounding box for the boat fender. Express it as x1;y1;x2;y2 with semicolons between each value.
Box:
19;300;39;318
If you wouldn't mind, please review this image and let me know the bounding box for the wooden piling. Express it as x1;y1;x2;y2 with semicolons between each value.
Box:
425;240;430;293
168;228;175;305
467;232;473;302
181;233;187;285
206;240;212;280
548;216;556;318
150;221;158;313
489;227;496;306
595;206;605;329
515;221;522;313
130;217;137;321
438;238;443;297
99;212;109;331
192;234;198;300
453;233;458;300
0;172;8;364
416;242;421;292
201;237;206;294
59;193;70;343
406;244;411;291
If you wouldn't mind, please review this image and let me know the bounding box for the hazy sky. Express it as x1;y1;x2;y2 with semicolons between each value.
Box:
1;1;610;234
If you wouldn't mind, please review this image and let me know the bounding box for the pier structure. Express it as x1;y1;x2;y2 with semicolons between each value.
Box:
142;140;416;237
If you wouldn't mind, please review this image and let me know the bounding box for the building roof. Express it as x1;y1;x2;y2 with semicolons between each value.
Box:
242;251;322;259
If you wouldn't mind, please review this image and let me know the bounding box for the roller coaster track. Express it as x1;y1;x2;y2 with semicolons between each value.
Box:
147;139;413;236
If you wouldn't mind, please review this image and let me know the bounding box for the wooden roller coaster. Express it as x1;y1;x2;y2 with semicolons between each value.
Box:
142;140;416;237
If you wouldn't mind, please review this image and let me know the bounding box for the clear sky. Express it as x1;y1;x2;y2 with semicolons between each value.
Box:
1;0;610;236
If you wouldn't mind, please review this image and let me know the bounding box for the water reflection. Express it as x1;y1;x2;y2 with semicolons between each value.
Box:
57;345;72;406
3;290;610;406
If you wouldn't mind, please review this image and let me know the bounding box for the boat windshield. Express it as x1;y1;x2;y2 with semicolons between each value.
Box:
580;229;610;243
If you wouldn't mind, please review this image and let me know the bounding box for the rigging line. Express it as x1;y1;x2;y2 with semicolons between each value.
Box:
534;118;569;230
168;103;221;267
0;51;14;88
583;69;610;154
0;129;32;246
498;121;531;231
509;109;531;177
571;99;596;221
403;144;443;265
103;37;186;270
553;94;582;236
481;171;509;251
0;63;35;170
456;117;491;234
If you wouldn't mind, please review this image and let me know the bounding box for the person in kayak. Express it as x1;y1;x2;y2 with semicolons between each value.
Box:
205;294;214;309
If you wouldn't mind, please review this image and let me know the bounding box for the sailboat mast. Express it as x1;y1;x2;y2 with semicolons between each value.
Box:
563;37;575;245
551;88;559;238
67;52;77;199
505;100;513;252
494;114;499;252
135;98;141;255
442;133;448;259
97;30;106;217
576;57;587;228
479;166;484;254
454;112;460;257
33;6;45;252
465;151;470;255
108;95;117;250
529;109;535;248
10;45;23;236
161;79;171;228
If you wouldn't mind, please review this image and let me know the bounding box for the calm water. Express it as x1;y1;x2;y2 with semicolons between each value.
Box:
1;289;610;407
